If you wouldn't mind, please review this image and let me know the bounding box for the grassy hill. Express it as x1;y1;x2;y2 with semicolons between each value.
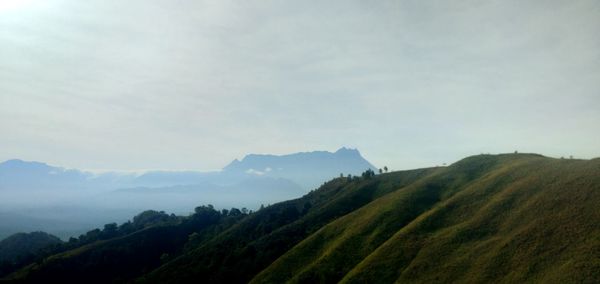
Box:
139;166;437;283
5;153;600;283
252;154;600;283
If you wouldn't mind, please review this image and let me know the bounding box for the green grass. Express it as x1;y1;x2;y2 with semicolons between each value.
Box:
252;154;600;283
140;167;438;283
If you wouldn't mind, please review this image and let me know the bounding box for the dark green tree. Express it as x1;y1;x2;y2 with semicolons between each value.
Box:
361;169;375;179
102;223;118;239
229;208;242;216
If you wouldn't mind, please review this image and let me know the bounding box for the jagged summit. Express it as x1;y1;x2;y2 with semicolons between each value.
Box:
222;148;376;189
225;148;368;167
334;147;360;155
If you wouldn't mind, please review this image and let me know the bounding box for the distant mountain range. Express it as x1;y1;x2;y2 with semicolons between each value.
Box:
0;148;376;239
2;153;599;283
0;147;375;191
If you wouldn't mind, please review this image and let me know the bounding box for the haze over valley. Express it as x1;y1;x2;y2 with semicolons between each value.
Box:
1;0;599;283
0;147;375;239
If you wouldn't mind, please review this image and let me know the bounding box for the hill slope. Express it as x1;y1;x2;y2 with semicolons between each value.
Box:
252;154;600;283
0;232;62;263
140;167;435;283
6;153;600;283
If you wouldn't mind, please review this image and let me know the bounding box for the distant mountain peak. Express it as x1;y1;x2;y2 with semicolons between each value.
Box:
221;148;376;189
2;158;23;163
1;159;32;165
233;148;363;162
0;159;53;170
334;147;361;155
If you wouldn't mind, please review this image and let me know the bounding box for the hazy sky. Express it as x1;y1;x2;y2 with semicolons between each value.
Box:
1;0;599;171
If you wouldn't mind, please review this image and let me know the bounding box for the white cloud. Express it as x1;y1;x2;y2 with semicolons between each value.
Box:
245;169;265;176
1;0;599;170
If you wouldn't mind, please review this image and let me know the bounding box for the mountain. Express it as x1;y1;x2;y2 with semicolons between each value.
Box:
4;153;600;283
0;148;376;193
0;159;93;191
0;148;376;240
222;147;377;189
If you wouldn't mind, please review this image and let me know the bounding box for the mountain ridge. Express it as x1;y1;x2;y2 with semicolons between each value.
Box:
222;147;377;189
4;153;599;283
0;148;378;240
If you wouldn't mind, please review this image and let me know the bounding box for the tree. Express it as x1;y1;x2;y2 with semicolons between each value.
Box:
195;205;214;215
361;169;375;179
379;168;383;174
102;223;118;239
80;229;101;242
384;166;388;173
302;201;312;214
229;208;242;216
132;210;173;228
188;232;200;242
118;221;134;235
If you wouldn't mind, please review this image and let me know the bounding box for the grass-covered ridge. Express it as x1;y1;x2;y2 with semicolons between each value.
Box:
252;154;600;283
5;153;600;283
139;166;438;283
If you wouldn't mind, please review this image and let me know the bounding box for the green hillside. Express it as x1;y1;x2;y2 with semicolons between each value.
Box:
140;166;437;283
5;153;600;283
252;154;600;283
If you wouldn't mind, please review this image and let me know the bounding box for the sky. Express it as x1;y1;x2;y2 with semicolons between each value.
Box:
1;0;599;171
